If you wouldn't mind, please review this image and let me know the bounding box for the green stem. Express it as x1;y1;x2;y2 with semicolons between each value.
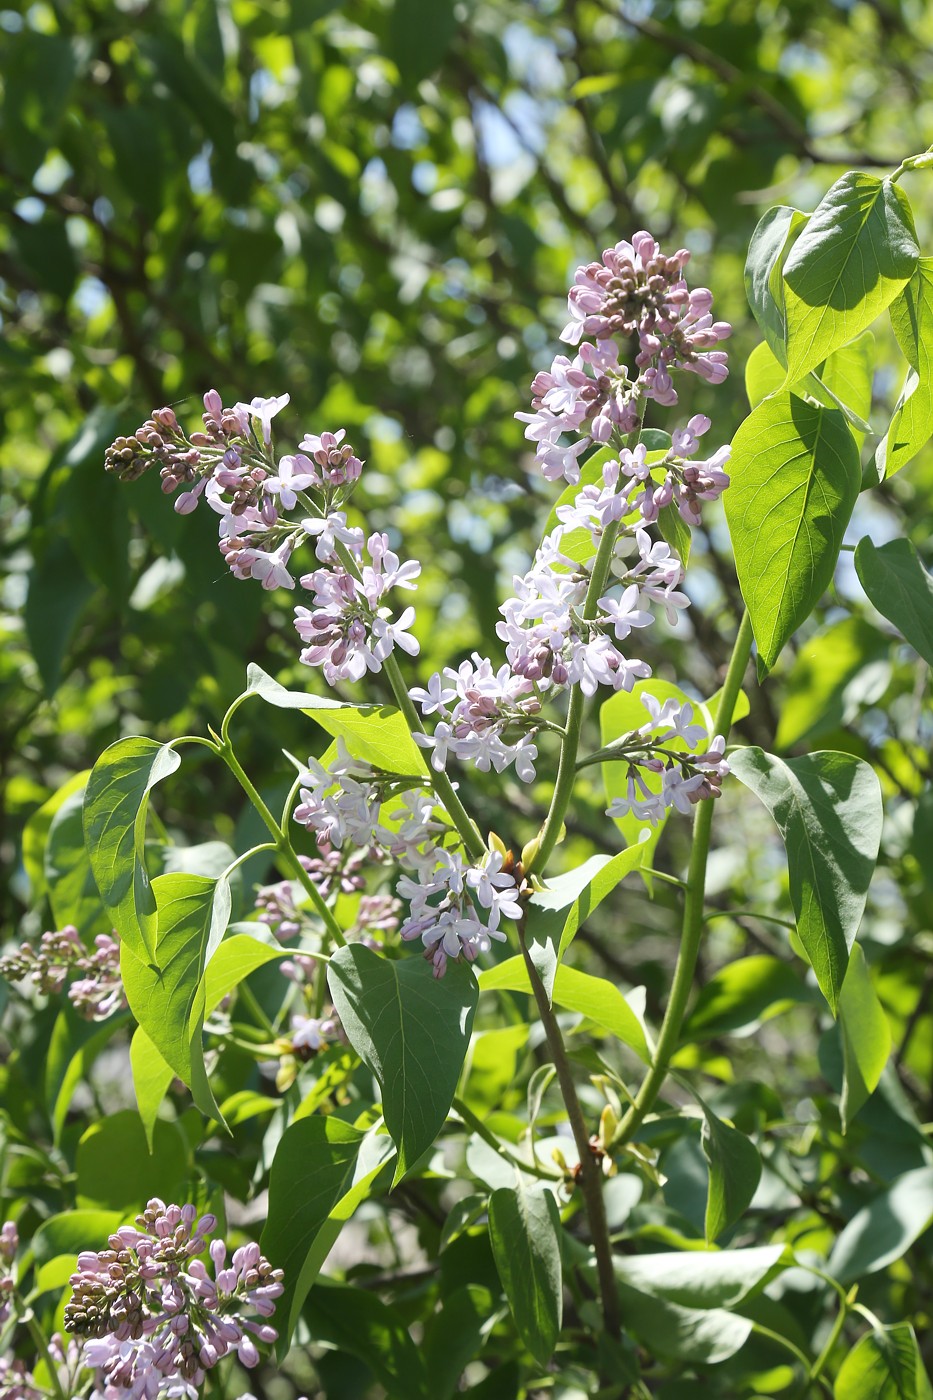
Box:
749;1321;821;1384
217;740;346;948
808;1286;853;1386
24;1310;67;1400
235;980;276;1038
380;652;486;862
518;921;621;1340
451;1097;564;1183
525;524;622;876
327;536;486;862
525;419;644;878
703;907;797;930
611;609;754;1148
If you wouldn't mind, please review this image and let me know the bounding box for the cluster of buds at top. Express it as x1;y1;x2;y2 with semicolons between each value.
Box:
65;1200;283;1398
0;927;125;1022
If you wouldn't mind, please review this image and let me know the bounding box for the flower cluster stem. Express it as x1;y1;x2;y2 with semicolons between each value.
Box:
381;653;486;862
612;609;753;1148
518;919;621;1341
525;419;644;878
217;739;347;948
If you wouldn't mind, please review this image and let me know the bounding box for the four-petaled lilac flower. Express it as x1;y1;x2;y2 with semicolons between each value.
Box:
234;394;291;445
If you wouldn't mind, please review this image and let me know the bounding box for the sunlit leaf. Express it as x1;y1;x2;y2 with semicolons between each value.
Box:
782;173;918;383
725;393;860;671
729;748;882;1011
328;945;477;1183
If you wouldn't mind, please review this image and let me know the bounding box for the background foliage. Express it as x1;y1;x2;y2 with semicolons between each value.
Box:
3;0;933;1394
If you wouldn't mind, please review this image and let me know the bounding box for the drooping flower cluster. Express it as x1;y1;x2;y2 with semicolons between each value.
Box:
105;395;421;680
399;849;523;978
64;1201;282;1400
600;693;729;822
291;742;523;977
0;927;125;1021
293;529;421;684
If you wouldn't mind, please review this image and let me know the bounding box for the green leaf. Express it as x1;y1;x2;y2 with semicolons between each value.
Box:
745;340;787;408
820;331;876;447
129;1027;175;1152
44;786;109;939
828;1165;933;1283
855;537;933;667
684;956;812;1041
478;961;649;1061
83;737;181;964
461;1024;529;1114
46;1006;127;1146
516;848;645;1000
782;173;918;384
245;664;426;773
388;0;457;85
839;944;892;1132
488;1182;562;1365
699;1100;762;1242
745;204;809;360
25;536;94;696
33;1209;125;1295
76;1110;190;1210
327;946;478;1183
744;336;875;440
724;393;861;672
614;1243;786;1308
613;1283;752;1364
776;616;890;749
527;1064;557;1130
835;1323;933;1400
423;1286;486;1400
729;748;882;1012
657;499;692;568
306;1282;428;1400
262;1117;394;1344
21;771;89;903
120;873;228;1124
877;258;933;477
202;930;288;1009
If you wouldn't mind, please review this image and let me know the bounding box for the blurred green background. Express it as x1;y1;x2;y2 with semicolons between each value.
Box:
3;0;933;972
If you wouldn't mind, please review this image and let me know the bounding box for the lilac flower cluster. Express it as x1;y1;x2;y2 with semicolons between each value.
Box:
64;1200;282;1400
291;742;523;976
411;229;732;820
399;848;522;978
0;1334;83;1400
105;395;421;681
103;229;733;983
602;694;729;822
0;927;125;1021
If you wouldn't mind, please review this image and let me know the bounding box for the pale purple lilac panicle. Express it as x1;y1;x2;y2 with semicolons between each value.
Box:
64;1199;282;1400
0;927;126;1021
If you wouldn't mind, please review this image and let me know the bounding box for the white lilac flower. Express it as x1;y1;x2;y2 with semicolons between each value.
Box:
294;535;422;686
234;393;290;444
410;654;543;783
399;849;522;979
